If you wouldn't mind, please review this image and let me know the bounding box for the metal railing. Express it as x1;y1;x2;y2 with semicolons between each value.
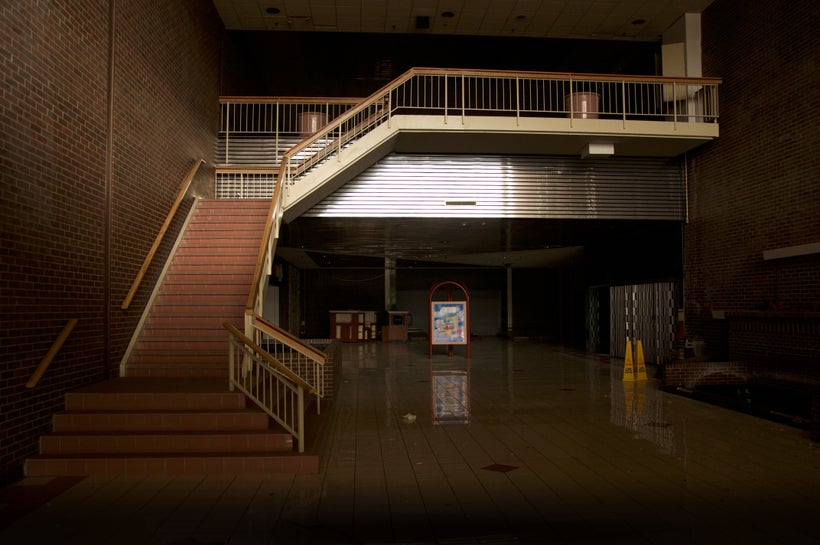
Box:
279;68;720;193
250;314;328;413
224;322;316;453
218;97;362;166
242;66;721;356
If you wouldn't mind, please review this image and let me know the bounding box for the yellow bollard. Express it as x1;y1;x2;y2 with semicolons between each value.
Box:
635;339;648;381
623;338;635;382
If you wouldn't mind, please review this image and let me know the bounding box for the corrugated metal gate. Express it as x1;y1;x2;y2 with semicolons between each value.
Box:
303;154;684;220
588;282;677;364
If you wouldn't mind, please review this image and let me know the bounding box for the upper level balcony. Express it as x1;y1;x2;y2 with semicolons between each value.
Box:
216;67;720;219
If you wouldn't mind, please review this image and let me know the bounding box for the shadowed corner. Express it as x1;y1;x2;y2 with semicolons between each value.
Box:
0;476;84;530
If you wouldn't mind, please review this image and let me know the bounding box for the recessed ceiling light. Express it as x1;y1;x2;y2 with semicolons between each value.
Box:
266;7;280;15
631;18;646;25
516;14;527;21
441;11;455;18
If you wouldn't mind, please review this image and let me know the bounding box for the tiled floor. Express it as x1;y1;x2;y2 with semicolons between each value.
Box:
2;338;819;544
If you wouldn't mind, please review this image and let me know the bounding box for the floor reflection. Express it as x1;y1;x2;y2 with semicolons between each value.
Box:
431;360;471;425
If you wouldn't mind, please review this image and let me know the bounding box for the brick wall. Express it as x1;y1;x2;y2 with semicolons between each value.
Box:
662;361;750;390
727;311;820;381
684;0;820;362
0;0;225;483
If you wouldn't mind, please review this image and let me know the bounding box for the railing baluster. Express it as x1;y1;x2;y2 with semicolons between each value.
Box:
622;80;627;127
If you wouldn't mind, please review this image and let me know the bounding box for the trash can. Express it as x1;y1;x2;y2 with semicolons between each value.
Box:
565;92;600;119
298;111;326;135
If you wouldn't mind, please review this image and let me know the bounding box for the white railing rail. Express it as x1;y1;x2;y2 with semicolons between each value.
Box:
243;67;721;350
277;67;720;194
224;322;316;453
250;314;328;413
219;97;362;166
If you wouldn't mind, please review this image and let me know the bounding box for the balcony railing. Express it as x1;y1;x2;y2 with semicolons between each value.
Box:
217;68;719;199
279;68;719;192
218;97;361;167
242;67;721;340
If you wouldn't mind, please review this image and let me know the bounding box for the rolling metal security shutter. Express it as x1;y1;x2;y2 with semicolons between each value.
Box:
304;153;684;220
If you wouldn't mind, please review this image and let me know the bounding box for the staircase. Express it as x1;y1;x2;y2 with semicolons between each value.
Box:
24;378;318;476
126;198;269;378
23;199;321;476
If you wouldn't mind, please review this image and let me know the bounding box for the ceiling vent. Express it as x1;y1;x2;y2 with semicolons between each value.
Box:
415;15;430;30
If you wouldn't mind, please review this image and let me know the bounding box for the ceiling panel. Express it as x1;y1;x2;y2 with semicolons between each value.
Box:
212;0;714;41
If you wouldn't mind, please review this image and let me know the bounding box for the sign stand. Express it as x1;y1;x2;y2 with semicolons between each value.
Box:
428;280;471;359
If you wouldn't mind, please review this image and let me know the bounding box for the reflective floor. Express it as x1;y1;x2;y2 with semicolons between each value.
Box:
2;338;819;544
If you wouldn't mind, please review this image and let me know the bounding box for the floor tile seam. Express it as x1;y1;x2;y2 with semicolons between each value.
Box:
675;455;820;503
411;419;528;528
35;475;191;544
187;474;264;537
274;473;325;535
387;406;475;529
501;420;725;506
672;423;813;458
71;474;164;515
17;474;109;510
482;423;656;515
466;469;556;532
316;382;363;472
666;437;818;478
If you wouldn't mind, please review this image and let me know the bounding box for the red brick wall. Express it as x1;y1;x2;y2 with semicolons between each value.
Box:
0;0;224;483
684;0;820;361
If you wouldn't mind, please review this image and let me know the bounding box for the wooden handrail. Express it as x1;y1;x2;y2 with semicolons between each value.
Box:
246;167;284;314
223;322;316;394
27;318;78;388
122;159;205;309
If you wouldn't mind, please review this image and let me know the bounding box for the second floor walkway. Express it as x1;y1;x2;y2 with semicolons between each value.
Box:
216;68;720;218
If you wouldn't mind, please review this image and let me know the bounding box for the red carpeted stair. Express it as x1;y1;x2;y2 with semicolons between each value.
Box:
22;199;321;476
126;198;269;378
24;378;318;476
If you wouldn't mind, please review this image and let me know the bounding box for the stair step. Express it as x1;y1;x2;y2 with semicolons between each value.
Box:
167;263;256;273
146;317;238;329
126;199;265;378
124;366;228;378
187;226;265;231
128;351;228;362
39;430;293;455
148;303;246;315
197;199;269;208
177;238;261;248
153;283;249;294
139;328;229;340
136;340;227;353
154;293;246;306
53;409;269;432
24;452;317;476
65;387;245;411
160;267;253;278
174;253;258;262
169;250;257;258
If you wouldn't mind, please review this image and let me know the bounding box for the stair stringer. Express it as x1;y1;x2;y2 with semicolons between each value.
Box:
282;119;399;221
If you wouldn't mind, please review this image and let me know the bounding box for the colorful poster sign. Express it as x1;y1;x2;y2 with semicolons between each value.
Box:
431;301;467;344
